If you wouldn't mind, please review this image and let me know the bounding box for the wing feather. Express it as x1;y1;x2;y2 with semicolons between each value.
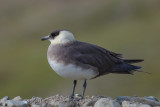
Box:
67;41;123;74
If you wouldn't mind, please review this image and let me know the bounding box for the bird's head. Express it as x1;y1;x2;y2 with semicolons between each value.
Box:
41;29;75;44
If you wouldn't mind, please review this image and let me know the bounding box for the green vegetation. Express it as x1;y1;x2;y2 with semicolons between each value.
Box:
0;0;160;98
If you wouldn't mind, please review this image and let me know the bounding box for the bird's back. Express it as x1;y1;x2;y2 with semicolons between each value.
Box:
47;41;143;78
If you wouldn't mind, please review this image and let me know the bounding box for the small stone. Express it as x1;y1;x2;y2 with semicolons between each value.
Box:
116;96;160;106
83;100;96;107
122;101;151;107
49;100;59;106
31;103;46;107
56;94;60;97
41;103;47;107
91;96;95;99
75;94;82;99
3;100;28;107
94;98;121;107
59;100;76;107
28;97;42;105
31;104;41;107
144;96;159;102
75;94;79;96
0;96;10;103
116;96;131;104
22;101;28;104
13;96;22;101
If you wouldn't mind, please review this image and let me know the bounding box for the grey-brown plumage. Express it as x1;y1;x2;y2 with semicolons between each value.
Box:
48;41;143;78
42;29;143;99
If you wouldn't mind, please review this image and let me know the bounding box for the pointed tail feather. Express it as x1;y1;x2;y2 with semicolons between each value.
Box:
123;59;144;63
111;64;142;74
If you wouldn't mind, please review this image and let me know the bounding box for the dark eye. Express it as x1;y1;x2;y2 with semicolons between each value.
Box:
51;33;56;37
51;31;59;37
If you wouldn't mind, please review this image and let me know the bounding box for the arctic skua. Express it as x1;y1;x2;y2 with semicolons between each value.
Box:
41;29;143;99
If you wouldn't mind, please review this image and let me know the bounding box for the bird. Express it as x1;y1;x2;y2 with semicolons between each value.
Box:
41;29;143;99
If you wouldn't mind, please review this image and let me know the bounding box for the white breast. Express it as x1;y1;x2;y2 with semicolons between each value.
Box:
48;59;98;80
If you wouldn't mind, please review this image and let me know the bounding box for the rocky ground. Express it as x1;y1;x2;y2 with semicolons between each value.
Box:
0;95;160;107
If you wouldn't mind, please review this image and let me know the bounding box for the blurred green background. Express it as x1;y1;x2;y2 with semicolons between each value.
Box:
0;0;160;99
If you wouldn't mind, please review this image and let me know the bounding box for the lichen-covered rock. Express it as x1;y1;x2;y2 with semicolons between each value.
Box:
82;100;96;107
116;96;160;106
94;98;121;107
2;100;28;107
31;104;41;107
31;103;47;107
27;96;44;106
13;96;22;101
0;96;10;104
144;96;159;102
122;101;151;107
0;95;159;107
59;100;76;107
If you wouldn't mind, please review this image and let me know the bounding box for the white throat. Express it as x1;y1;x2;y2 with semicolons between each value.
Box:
49;31;75;45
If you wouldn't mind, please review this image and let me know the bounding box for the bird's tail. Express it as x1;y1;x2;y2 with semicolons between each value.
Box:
111;63;141;74
123;59;144;64
102;59;148;76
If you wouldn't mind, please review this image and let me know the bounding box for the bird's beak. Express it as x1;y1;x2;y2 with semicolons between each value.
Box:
41;35;50;41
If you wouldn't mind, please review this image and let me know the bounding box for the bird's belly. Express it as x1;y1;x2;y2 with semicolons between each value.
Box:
48;60;98;80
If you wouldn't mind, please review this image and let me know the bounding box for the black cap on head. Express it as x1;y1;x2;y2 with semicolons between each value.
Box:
50;29;62;38
41;29;68;41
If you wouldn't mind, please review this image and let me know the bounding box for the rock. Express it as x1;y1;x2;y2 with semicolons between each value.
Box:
31;103;47;107
31;104;41;107
28;97;43;105
116;96;160;106
144;96;159;102
13;96;22;101
82;100;96;107
0;95;159;107
59;100;76;107
49;101;59;106
22;101;28;104
41;103;47;107
48;99;76;107
2;100;28;107
0;96;10;103
75;94;82;99
94;98;121;107
122;101;151;107
56;94;60;97
116;96;131;104
44;95;76;107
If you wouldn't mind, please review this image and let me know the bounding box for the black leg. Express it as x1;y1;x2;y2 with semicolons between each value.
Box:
81;79;87;99
70;80;77;99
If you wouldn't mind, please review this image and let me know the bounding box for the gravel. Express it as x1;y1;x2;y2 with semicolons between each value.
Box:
94;98;121;107
0;95;159;107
